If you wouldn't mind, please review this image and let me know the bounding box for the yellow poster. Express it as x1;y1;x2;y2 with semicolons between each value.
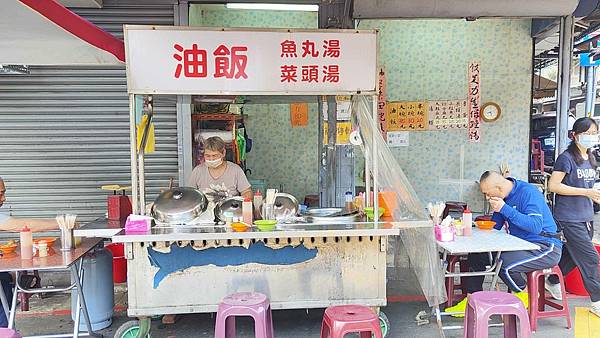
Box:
323;121;352;145
386;101;428;131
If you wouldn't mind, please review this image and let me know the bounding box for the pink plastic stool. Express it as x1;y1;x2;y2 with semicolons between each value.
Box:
527;266;571;332
320;305;383;338
0;329;21;338
463;291;532;338
214;292;274;338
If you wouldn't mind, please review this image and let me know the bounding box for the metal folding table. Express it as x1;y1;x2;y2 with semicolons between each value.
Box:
0;238;103;338
435;228;540;332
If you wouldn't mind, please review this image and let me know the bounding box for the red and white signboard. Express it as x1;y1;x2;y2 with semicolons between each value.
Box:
124;26;378;95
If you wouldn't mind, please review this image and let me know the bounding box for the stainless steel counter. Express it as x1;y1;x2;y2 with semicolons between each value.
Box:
111;220;431;243
75;218;125;238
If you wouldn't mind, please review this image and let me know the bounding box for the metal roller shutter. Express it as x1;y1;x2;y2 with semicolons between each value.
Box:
0;4;177;221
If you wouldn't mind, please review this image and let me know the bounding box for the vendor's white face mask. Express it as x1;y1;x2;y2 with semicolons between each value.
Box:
205;158;223;168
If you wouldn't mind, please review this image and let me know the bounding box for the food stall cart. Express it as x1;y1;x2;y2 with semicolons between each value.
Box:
111;25;443;337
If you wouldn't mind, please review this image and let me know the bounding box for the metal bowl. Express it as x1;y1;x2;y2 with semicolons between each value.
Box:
214;196;245;222
151;187;208;224
273;193;299;220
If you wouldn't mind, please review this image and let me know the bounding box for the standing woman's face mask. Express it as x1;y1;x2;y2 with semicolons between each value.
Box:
576;125;599;149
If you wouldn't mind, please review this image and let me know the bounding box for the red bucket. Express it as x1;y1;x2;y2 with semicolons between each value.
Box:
564;244;600;296
106;243;127;283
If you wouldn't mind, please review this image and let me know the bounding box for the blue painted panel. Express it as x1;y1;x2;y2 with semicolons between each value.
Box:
147;242;318;288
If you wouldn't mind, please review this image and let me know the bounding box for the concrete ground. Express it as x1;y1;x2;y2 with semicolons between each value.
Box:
13;290;588;338
9;221;600;337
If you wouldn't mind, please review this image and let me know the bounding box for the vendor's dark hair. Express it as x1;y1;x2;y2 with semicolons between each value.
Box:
568;117;598;167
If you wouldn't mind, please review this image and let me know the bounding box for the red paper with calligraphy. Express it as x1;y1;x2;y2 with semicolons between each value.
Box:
377;68;387;138
467;61;481;142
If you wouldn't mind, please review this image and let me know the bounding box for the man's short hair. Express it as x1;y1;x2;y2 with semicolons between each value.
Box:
479;171;499;183
204;137;226;152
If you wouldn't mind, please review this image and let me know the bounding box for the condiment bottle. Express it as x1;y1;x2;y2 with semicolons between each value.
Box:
38;241;48;258
354;194;365;211
345;191;354;210
462;208;473;236
253;190;263;214
242;197;253;224
20;226;33;260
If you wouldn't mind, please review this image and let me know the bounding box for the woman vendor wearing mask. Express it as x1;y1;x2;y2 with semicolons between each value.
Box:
187;136;253;200
161;137;252;325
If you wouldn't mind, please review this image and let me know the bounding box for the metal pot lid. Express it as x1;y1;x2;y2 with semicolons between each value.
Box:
273;193;299;219
152;187;208;222
215;196;244;221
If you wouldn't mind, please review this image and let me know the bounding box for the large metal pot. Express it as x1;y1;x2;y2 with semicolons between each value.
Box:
151;187;208;224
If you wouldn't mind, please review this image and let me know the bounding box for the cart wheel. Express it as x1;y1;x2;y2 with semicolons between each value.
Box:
377;311;390;338
114;320;151;338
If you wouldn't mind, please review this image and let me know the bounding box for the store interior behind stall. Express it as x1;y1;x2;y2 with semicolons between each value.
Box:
177;93;442;307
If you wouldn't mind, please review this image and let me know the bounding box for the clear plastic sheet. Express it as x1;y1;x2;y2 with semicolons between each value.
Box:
352;96;447;307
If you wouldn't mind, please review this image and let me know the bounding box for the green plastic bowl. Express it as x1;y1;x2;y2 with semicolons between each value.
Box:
364;207;385;221
254;220;277;232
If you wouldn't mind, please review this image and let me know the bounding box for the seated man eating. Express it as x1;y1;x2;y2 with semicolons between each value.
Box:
447;171;562;315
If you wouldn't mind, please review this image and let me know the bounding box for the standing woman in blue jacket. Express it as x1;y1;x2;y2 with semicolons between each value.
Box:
547;117;600;317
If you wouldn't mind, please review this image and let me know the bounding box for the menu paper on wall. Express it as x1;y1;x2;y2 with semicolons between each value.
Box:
386;101;428;131
467;61;481;142
428;100;468;130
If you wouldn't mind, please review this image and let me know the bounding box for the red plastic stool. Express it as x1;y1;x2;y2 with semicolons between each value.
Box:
445;255;469;307
18;271;41;312
320;305;382;338
527;266;571;332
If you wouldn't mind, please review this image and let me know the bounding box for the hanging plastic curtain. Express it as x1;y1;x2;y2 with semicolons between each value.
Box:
352;96;447;307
